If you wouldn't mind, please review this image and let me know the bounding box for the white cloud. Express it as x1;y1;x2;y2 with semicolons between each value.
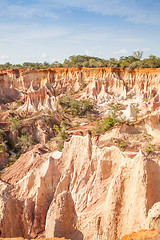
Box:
142;48;150;52
0;56;9;59
0;0;159;25
25;27;70;39
114;49;127;55
45;0;160;25
0;23;71;42
85;50;93;55
41;53;47;58
0;2;58;19
0;0;158;64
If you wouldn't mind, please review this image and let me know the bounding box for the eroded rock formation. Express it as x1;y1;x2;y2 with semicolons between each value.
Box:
0;67;160;112
0;67;160;240
1;132;160;240
0;180;28;238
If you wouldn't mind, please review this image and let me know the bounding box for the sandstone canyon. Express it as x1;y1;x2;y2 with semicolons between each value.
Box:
0;67;160;240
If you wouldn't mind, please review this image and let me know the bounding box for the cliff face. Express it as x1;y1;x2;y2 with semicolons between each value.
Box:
0;67;160;240
1;133;160;240
0;67;160;112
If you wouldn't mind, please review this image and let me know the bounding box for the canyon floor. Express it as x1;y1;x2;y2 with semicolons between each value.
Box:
0;67;160;240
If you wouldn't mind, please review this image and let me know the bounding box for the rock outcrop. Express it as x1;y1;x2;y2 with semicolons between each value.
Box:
0;67;160;239
46;191;78;240
0;152;9;169
1;133;160;240
2;145;62;237
0;67;160;112
18;84;57;113
122;228;160;240
145;203;160;230
0;180;28;238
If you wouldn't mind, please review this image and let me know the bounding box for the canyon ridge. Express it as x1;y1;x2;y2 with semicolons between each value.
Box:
0;67;160;240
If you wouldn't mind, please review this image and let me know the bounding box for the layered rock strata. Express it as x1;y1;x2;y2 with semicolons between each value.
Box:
0;67;160;239
0;68;160;112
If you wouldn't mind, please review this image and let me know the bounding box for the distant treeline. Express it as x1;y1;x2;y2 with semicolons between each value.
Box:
1;51;160;69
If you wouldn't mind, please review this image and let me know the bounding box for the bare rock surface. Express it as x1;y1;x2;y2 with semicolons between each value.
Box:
1;132;160;239
122;228;160;240
0;180;28;238
0;68;160;112
0;68;160;239
1;145;62;237
145;202;160;230
46;191;80;240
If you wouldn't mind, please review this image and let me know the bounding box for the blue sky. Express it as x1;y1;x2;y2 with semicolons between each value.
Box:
0;0;160;63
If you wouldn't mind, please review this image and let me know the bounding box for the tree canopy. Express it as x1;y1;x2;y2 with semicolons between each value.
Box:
1;51;160;69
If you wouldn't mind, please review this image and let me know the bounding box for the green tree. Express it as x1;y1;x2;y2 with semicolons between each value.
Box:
133;50;143;60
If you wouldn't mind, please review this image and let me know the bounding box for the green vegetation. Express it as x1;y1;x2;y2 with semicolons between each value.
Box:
53;123;68;141
1;51;160;70
58;96;94;117
119;141;126;149
53;122;69;151
42;114;52;124
6;158;16;168
145;143;155;155
133;50;143;60
143;134;153;141
80;82;87;91
72;121;81;128
92;116;117;135
0;143;6;153
0;129;5;139
16;133;34;153
9;116;21;131
8;100;23;111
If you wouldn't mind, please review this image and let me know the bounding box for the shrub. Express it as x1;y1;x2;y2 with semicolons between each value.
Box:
53;122;68;141
108;103;125;121
0;129;5;139
42;114;52;124
53;122;69;151
145;144;155;155
0;143;6;153
92;116;117;135
57;141;64;151
119;141;126;148
16;133;34;153
59;96;94;117
143;134;153;141
9;116;21;131
103;116;116;130
80;82;87;91
60;130;68;140
6;158;16;168
17;99;23;106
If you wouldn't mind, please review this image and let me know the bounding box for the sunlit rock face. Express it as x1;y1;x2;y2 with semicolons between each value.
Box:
0;180;28;238
1;134;160;240
18;84;57;113
0;67;160;112
0;67;160;240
